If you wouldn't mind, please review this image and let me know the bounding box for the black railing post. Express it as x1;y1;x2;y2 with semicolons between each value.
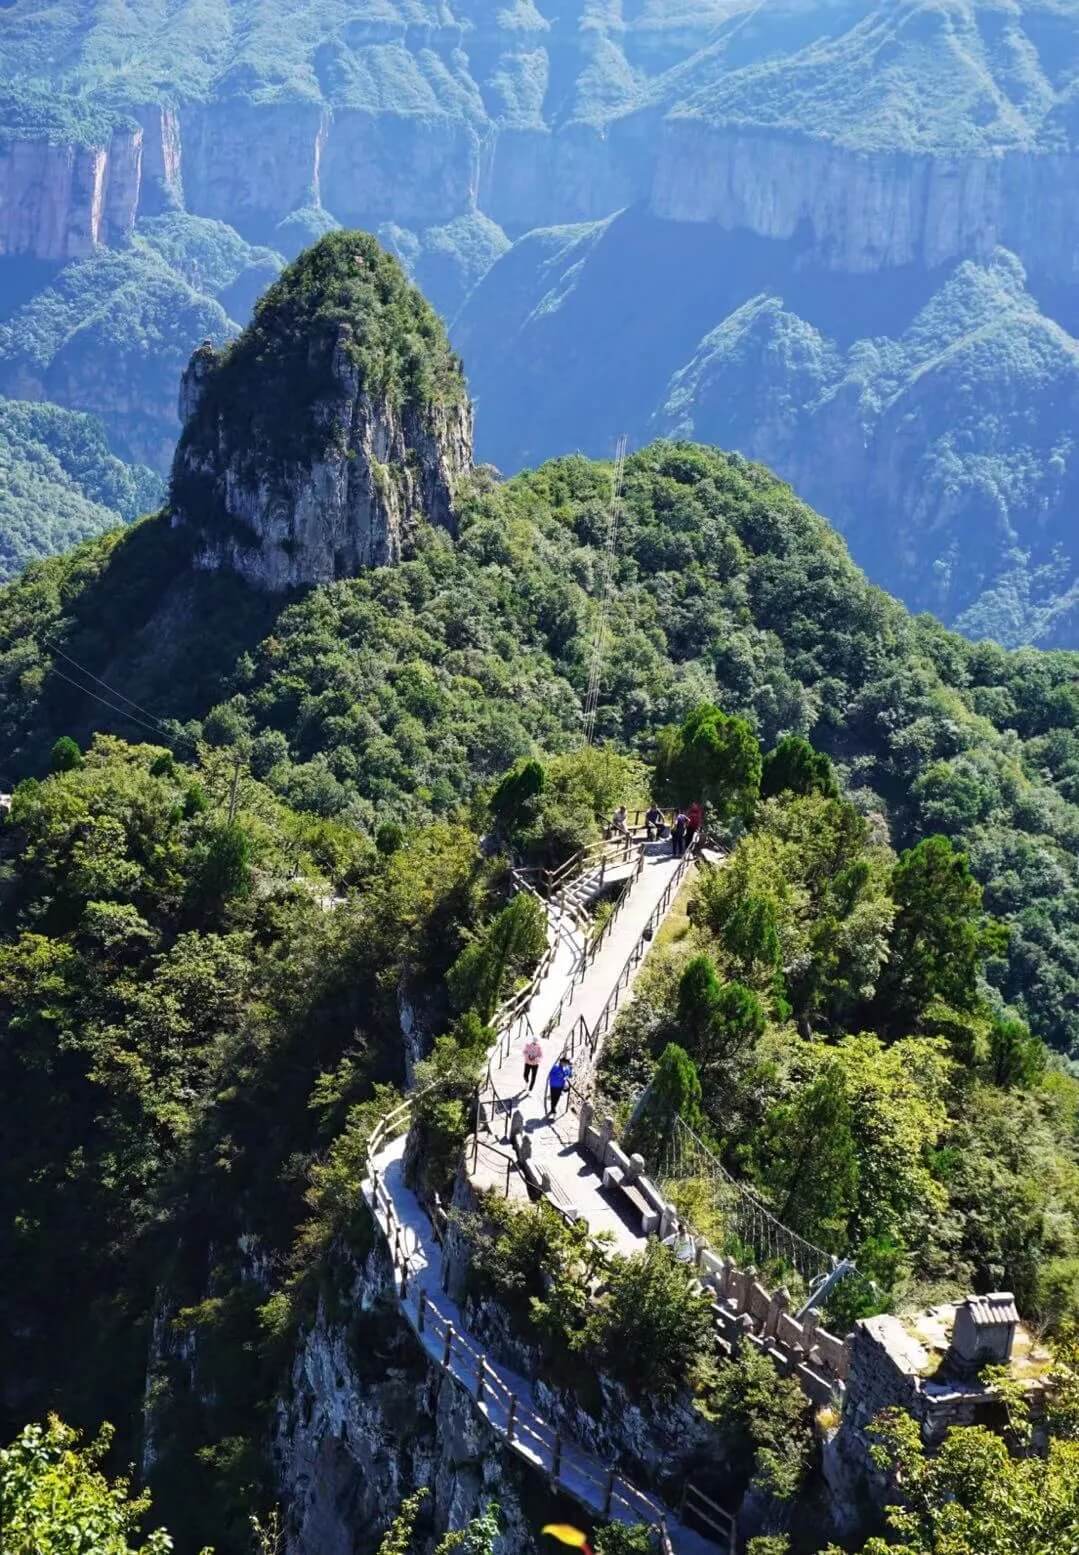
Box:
551;1432;562;1484
417;1290;426;1333
506;1394;517;1443
604;1469;615;1516
443;1324;454;1368
476;1356;486;1404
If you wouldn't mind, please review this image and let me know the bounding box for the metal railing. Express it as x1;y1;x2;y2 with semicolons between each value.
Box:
366;1105;688;1546
556;841;702;1094
362;834;736;1553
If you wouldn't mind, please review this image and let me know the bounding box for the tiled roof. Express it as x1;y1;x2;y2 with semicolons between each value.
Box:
962;1293;1019;1327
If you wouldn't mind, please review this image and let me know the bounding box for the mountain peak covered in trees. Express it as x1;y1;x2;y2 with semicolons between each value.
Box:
170;231;473;591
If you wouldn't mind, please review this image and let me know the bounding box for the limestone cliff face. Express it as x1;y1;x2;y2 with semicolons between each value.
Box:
135;104;184;215
275;1241;536;1555
180;100;327;238
650;121;1079;280
170;232;472;592
0;127;141;260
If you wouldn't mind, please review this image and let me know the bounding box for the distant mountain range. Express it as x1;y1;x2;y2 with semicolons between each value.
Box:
2;0;1079;642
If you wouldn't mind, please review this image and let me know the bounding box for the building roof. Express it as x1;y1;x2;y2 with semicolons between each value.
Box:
960;1293;1019;1327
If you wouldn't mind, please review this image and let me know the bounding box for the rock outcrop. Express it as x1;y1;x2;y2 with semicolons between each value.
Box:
170;231;472;591
650;122;1079;280
275;1242;536;1555
0;127;142;261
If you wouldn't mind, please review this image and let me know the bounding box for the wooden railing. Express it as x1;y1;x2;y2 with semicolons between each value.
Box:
366;1109;681;1543
363;833;735;1553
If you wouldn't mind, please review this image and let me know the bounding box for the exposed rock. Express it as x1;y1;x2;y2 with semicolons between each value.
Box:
170;232;472;591
180;100;328;241
275;1238;535;1555
136;104;184;215
651;123;1079;281
0;127;141;261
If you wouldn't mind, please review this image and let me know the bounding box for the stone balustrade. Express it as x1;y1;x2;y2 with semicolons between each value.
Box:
568;1101;852;1403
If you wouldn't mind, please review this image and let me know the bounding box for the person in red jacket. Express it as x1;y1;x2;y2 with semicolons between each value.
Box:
685;801;702;851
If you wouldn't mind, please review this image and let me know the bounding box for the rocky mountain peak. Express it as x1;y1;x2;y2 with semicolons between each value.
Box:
169;231;473;590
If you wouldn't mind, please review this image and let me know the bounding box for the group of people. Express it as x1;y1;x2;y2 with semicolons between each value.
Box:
522;1035;573;1116
521;798;704;1121
643;800;702;856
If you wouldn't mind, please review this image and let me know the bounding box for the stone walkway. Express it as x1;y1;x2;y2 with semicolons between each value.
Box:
363;839;729;1553
488;845;688;1252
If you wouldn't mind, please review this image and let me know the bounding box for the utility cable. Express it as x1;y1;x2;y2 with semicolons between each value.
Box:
583;434;627;746
47;666;175;745
45;637;172;734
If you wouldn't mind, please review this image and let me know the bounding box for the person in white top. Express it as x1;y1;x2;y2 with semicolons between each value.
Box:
522;1037;543;1092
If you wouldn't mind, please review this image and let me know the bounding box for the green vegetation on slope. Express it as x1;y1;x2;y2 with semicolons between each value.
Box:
1;441;1078;1055
0;730;506;1546
599;748;1079;1328
678;0;1070;152
0;398;163;578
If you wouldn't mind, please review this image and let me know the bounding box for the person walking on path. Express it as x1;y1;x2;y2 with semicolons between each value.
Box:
523;1035;543;1092
685;800;702;851
672;810;688;857
547;1055;572;1117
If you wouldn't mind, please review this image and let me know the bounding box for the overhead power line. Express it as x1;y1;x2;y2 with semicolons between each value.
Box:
45;638;171;733
47;666;175;746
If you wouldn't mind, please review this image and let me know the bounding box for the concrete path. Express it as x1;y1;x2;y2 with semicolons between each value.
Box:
487;844;690;1254
362;840;730;1553
366;1131;719;1554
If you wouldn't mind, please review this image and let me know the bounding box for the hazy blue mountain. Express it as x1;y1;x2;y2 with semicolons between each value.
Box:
2;0;1079;638
457;212;1079;647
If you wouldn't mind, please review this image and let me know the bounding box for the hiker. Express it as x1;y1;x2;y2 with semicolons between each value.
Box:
645;801;665;841
522;1034;543;1092
685;800;702;851
671;809;688;857
662;1218;696;1264
609;803;630;841
547;1055;572;1116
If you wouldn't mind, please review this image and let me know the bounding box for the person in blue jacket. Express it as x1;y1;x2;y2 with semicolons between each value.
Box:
547;1055;573;1117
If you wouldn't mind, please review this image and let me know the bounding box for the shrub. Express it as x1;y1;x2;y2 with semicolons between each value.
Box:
628;1042;702;1159
49;736;83;773
447;891;547;1021
586;1240;713;1399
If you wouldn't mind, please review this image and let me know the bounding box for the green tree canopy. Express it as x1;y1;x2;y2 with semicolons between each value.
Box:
655;703;761;820
49;735;83;773
830;1392;1079;1555
0;1417;180;1555
881;835;1006;1030
760;735;838;801
630;1041;703;1158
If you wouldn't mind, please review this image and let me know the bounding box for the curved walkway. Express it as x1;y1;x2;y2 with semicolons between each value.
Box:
364;838;727;1553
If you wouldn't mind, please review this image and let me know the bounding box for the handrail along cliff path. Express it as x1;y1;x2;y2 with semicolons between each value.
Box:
364;824;730;1552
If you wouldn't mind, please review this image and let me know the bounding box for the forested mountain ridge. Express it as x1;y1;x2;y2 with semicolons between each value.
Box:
3;228;1079;1555
1;237;1078;1058
3;1;1079;641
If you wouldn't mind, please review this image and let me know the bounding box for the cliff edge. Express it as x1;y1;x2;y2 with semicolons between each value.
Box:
169;231;472;591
